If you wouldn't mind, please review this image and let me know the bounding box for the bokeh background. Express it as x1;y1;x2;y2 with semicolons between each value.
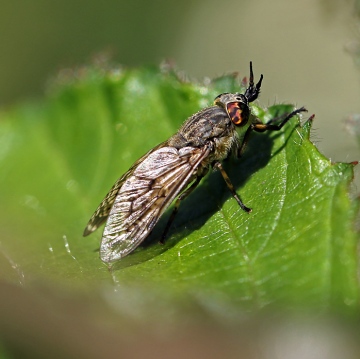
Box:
1;0;360;168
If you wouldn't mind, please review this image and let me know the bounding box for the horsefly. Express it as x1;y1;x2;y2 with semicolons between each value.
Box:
83;62;306;263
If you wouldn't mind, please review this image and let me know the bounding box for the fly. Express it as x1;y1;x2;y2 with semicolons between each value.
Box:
83;62;307;263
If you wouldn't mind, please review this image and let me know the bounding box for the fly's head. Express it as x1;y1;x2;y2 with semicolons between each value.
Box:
214;62;263;128
214;92;250;127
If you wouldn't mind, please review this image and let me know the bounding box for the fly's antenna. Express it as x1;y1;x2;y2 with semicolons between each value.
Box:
244;61;263;103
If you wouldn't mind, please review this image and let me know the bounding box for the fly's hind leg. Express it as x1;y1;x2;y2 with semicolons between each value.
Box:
160;176;203;244
213;161;252;213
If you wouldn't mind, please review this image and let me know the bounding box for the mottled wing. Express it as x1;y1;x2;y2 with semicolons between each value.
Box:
100;145;210;263
83;142;168;236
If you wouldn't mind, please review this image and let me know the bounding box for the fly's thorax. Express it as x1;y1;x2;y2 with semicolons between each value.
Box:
211;129;240;161
169;106;234;148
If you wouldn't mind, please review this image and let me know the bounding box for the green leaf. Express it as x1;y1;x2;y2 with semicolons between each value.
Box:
0;65;358;315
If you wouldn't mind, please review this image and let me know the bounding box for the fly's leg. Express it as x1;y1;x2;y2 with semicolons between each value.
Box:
213;161;252;213
253;107;307;132
160;176;203;244
237;107;307;158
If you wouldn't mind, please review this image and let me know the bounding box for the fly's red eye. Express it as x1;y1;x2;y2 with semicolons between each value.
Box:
226;102;249;127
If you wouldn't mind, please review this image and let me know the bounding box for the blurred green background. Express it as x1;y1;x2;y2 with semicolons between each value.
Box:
1;0;360;165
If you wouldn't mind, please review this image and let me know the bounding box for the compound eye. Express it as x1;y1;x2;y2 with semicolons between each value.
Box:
226;102;250;126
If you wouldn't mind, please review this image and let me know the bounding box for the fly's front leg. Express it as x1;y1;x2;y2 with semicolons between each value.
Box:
237;107;307;158
237;124;255;158
213;161;252;213
160;176;203;244
253;107;307;132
